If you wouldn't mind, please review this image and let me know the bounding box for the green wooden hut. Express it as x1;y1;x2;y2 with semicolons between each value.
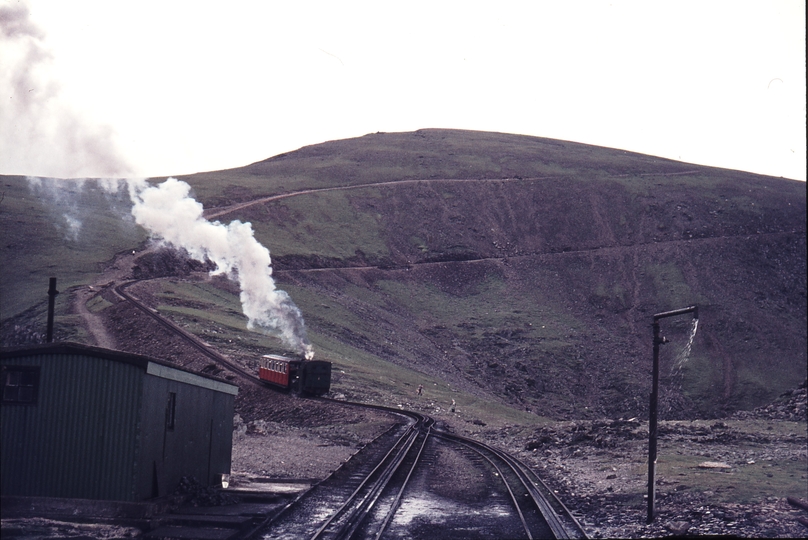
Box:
1;342;238;501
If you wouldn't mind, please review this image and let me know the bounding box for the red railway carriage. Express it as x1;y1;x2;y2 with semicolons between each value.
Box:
259;354;331;396
259;354;294;387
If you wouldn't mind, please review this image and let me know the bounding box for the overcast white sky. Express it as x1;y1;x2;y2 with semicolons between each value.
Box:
1;0;805;180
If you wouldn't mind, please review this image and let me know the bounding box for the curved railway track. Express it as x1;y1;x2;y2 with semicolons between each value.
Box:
112;279;587;539
113;280;263;385
432;431;587;539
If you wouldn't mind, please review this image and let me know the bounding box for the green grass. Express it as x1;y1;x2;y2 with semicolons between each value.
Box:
86;295;114;314
644;263;704;311
275;282;388;343
653;452;807;504
157;280;244;315
654;420;808;504
384;273;582;342
0;176;146;321
182;129;697;208
153;280;258;344
245;189;390;260
609;172;724;196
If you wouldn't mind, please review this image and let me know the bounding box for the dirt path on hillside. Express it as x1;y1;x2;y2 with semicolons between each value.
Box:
203;176;558;220
272;231;799;276
70;247;156;349
202;170;703;221
73;286;115;348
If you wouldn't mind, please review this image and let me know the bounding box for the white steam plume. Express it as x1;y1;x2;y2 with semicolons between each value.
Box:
131;177;313;359
25;176;141;242
0;3;131;178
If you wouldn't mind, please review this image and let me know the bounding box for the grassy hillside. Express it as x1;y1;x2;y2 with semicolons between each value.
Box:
2;129;805;419
0;176;146;321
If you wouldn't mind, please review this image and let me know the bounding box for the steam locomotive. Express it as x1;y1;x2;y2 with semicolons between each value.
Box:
258;354;331;396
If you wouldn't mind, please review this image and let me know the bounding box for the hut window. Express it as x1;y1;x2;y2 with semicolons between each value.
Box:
165;392;176;430
2;366;40;404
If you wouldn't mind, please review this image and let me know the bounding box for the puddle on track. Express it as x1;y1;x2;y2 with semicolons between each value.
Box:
393;492;512;527
387;491;525;539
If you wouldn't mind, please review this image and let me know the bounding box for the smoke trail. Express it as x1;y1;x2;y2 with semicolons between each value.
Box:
131;177;314;359
25;176;86;240
0;3;131;178
24;176;139;242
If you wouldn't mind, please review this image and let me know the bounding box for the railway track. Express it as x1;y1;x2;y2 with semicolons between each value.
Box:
310;415;433;540
113;280;263;385
432;430;587;539
113;279;587;539
262;414;587;539
262;409;432;540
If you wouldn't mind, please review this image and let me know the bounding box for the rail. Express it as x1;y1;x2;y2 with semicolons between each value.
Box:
434;430;589;539
113;280;262;385
309;416;433;539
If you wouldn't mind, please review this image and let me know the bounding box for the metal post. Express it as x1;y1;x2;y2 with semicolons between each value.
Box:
647;320;662;523
647;305;698;524
46;277;59;343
